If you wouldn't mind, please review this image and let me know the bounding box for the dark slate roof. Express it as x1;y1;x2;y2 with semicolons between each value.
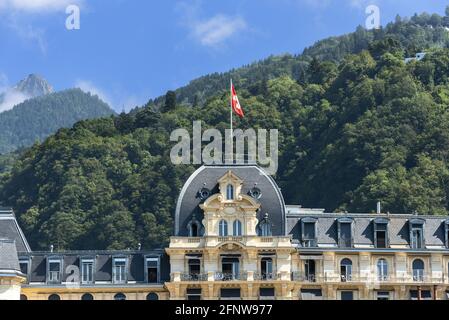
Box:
286;209;449;249
175;165;286;236
19;250;170;284
0;239;20;271
0;208;31;252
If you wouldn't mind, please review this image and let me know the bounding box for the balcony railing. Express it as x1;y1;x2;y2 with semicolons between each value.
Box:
48;271;61;283
301;239;318;248
180;273;208;281
214;272;248;281
289;272;447;284
217;236;244;243
253;272;278;281
291;272;318;282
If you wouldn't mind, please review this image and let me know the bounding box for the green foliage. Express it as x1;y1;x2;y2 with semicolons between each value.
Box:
2;13;449;251
0;88;115;154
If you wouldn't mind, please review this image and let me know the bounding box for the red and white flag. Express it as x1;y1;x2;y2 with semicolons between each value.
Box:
231;82;244;118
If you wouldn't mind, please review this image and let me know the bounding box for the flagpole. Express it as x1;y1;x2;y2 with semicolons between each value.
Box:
230;78;233;163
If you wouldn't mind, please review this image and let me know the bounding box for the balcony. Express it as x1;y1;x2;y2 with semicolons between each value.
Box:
214;272;248;281
253;272;278;281
291;272;318;282
180;273;208;281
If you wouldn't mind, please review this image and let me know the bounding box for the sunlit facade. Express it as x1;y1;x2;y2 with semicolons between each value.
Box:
1;165;449;300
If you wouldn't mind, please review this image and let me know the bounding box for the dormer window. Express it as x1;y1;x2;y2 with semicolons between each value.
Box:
301;217;317;247
19;258;30;282
409;219;425;249
81;258;94;284
226;184;234;200
337;218;353;248
373;218;389;248
47;258;62;284
113;257;128;284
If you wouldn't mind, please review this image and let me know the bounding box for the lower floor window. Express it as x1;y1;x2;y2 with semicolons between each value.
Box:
340;291;354;300
259;288;275;300
220;288;241;300
376;291;390;300
187;288;202;300
410;290;432;300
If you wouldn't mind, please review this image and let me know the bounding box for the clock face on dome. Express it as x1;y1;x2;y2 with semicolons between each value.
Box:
199;188;211;200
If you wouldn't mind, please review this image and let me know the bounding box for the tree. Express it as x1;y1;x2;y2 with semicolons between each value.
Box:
163;91;177;112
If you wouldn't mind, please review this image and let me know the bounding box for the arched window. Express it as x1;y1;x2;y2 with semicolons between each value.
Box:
48;294;61;301
340;258;353;282
81;293;94;301
20;294;28;301
258;213;272;236
226;184;234;200
114;293;127;301
187;213;202;237
377;259;388;281
146;292;159;300
219;220;228;237
412;259;425;281
190;223;198;237
233;220;242;236
260;223;271;236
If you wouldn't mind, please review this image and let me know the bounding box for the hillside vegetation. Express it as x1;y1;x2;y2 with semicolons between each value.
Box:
2;12;449;251
0;88;115;154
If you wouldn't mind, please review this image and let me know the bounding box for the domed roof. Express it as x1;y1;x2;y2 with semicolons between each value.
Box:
175;164;286;236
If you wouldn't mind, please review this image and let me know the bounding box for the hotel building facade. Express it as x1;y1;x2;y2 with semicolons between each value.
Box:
1;164;449;300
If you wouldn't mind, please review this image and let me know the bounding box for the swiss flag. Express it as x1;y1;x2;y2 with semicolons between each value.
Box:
231;82;244;118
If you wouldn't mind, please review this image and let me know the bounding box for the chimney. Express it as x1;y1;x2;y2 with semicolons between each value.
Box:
376;201;381;214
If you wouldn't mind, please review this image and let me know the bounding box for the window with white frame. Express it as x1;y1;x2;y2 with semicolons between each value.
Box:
113;258;127;284
81;259;94;284
377;258;388;281
412;259;425;281
219;220;228;237
226;184;234;200
409;219;425;249
146;257;159;283
233;220;242;236
47;258;62;283
374;218;389;248
301;218;317;247
338;218;353;248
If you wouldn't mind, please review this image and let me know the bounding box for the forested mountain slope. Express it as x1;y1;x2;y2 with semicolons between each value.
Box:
2;12;449;250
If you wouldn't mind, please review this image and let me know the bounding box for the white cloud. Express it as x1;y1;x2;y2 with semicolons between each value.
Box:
0;89;30;112
192;14;247;47
0;73;31;113
75;80;112;107
0;0;81;13
177;1;248;48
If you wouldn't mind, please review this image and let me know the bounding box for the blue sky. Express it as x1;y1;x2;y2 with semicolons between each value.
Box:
0;0;447;112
